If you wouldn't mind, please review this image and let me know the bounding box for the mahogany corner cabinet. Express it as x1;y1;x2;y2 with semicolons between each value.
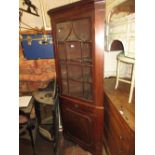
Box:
48;1;105;154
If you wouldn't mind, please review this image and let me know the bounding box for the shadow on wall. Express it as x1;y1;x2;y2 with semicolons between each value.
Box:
110;40;124;51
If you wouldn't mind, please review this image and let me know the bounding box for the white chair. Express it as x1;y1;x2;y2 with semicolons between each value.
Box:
115;52;135;103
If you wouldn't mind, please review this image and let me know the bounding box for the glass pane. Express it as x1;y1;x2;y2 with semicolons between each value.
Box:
83;43;92;64
56;21;72;41
73;18;91;41
57;43;66;60
83;66;92;82
68;64;82;81
61;80;68;95
66;42;81;61
60;63;67;80
84;83;92;100
67;29;79;41
69;80;83;98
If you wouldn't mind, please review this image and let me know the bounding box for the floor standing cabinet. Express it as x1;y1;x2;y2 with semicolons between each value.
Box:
48;1;105;154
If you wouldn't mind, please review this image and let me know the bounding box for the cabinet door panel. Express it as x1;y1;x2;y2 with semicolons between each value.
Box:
68;64;82;81
66;42;81;61
82;42;92;64
57;43;66;60
60;63;67;80
83;66;92;82
61;80;68;95
56;21;72;41
68;80;83;98
73;18;91;41
60;102;94;146
84;83;92;100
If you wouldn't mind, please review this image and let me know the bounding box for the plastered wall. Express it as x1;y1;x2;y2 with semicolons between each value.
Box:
19;0;80;30
104;0;135;78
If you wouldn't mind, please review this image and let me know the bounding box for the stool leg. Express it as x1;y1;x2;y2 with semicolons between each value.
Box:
128;64;135;103
115;59;120;89
27;121;36;155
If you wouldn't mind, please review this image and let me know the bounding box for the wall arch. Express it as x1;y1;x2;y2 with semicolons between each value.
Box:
107;37;127;52
110;39;124;51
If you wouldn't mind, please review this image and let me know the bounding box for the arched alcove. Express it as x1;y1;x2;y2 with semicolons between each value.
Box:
110;40;124;51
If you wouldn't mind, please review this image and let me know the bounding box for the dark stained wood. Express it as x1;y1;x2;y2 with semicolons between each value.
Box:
48;0;104;15
104;77;135;155
48;1;105;155
104;77;135;130
94;0;105;107
60;97;104;154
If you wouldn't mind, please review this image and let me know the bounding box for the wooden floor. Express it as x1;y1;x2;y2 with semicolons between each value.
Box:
20;132;107;155
55;132;107;155
19;134;55;155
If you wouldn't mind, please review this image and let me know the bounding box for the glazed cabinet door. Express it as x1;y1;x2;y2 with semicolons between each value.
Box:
56;18;93;102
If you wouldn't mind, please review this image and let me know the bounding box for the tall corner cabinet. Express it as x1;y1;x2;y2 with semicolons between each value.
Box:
48;1;105;154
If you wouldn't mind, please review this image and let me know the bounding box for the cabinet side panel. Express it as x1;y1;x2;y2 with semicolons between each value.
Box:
94;1;106;106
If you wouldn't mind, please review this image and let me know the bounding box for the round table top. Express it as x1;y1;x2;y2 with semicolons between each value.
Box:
33;90;55;105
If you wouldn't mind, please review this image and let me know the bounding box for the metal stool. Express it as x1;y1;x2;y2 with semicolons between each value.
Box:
115;52;135;103
33;79;57;141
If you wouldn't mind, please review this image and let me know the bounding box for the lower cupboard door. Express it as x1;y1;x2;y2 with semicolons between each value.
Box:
61;103;94;147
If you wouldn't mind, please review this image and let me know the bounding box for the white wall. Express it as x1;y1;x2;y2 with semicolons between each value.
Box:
105;0;134;78
104;51;132;78
19;0;80;31
19;0;43;30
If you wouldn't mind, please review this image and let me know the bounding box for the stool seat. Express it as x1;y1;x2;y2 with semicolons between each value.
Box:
115;52;135;103
117;52;135;64
33;90;55;105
